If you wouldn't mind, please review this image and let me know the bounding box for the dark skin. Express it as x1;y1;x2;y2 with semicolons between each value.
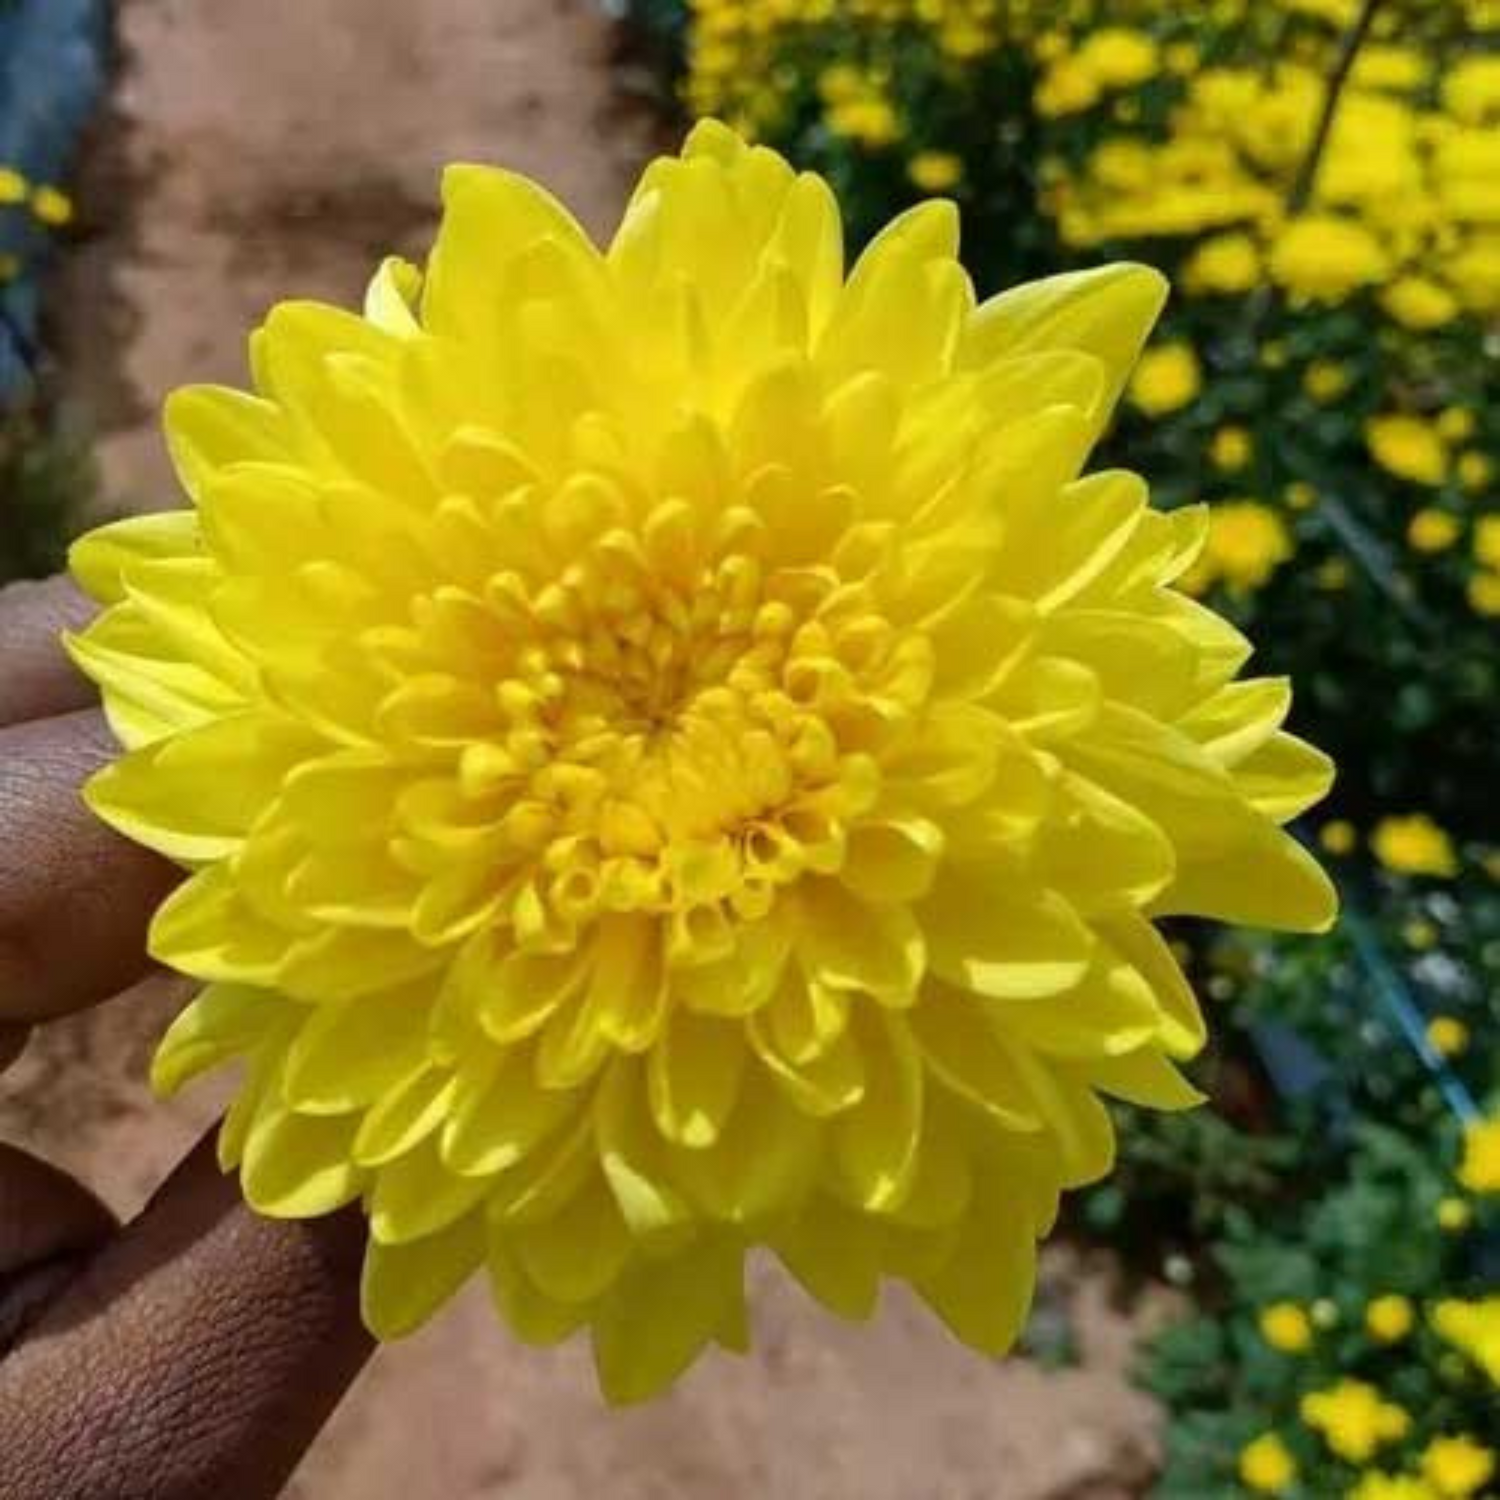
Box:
0;575;373;1500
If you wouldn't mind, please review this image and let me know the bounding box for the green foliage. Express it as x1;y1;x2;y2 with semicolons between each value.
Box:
1141;1120;1496;1498
0;394;96;584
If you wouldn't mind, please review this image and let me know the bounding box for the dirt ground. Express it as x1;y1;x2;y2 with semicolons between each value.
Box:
9;1;1166;1494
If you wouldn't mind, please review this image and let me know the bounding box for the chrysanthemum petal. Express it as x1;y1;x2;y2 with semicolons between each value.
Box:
831;1009;923;1212
512;1175;632;1306
85;713;318;862
241;1094;363;1218
151;982;294;1098
914;1177;1037;1356
69;510;203;605
961;262;1168;432
922;870;1095;1000
282;984;431;1115
352;1068;457;1169
1230;732;1337;822
1072;1048;1206;1111
362;1212;486;1340
438;1050;573;1177
593;1239;745;1404
163;384;294;501
776;1197;881;1320
370;1139;494;1244
647;1009;746;1148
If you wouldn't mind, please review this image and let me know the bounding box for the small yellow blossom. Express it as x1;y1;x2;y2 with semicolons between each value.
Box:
1312;1297;1341;1329
1320;820;1356;855
1240;1433;1298;1494
1426;1016;1468;1057
1467;572;1500;616
908;150;964;194
1473;516;1500;569
1210;426;1253;471
0;165;28;204
1372;815;1459;878
1347;1474;1439;1500
1420;1435;1495;1498
827;96;901;148
1183;233;1262;296
1260;1301;1313;1352
1437;409;1476;444
1188;502;1293;593
1464;453;1500;495
1075;29;1158;90
1407;509;1461;553
1316;557;1351;591
1304;360;1350;403
1382;277;1459;330
1431;1297;1500;1380
1301;1380;1411;1464
1035;59;1101;118
1286;481;1319;511
29;185;73;228
1129;341;1201;417
1445;55;1500;126
1367;415;1448;487
1402;917;1438;950
1270;216;1391;302
1165;42;1199;75
1365;1294;1414;1343
1458;1118;1500;1194
1437;1197;1472;1232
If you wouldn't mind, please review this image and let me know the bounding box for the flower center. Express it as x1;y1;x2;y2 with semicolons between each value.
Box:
469;506;933;952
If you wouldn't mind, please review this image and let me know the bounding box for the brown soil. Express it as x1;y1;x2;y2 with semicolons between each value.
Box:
11;2;1167;1494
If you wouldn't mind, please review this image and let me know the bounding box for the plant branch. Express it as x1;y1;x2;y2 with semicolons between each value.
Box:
1285;0;1388;217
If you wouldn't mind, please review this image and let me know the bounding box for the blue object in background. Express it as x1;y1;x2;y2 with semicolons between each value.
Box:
0;0;110;397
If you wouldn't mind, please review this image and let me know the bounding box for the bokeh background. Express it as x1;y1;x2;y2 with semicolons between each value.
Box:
2;1;1496;1496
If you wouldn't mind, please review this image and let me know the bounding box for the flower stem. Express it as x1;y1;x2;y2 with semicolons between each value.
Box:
1284;0;1388;218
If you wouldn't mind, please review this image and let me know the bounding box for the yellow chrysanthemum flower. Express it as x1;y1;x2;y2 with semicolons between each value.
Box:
1301;1379;1411;1464
1432;1296;1500;1381
1269;216;1391;302
1420;1435;1495;1499
1426;1016;1468;1057
1128;341;1201;416
1210;425;1253;472
1458;1118;1500;1194
1260;1300;1314;1352
65;122;1336;1402
1437;1197;1473;1232
1407;509;1461;554
1181;501;1293;595
1239;1432;1298;1494
1348;1474;1439;1500
1320;819;1356;855
907;150;965;194
1365;1294;1414;1343
1367;415;1448;488
1371;814;1458;878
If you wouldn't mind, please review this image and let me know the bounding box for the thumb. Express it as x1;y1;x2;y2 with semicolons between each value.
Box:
0;1134;374;1500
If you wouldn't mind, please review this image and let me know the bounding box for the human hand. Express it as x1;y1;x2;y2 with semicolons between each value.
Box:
0;575;374;1500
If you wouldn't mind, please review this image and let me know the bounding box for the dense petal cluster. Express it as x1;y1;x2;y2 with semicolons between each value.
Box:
68;121;1334;1401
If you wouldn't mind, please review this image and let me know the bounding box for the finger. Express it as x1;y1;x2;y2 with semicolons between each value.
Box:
0;1145;117;1352
0;1024;26;1073
0;709;178;1025
0;576;96;729
0;1134;374;1500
